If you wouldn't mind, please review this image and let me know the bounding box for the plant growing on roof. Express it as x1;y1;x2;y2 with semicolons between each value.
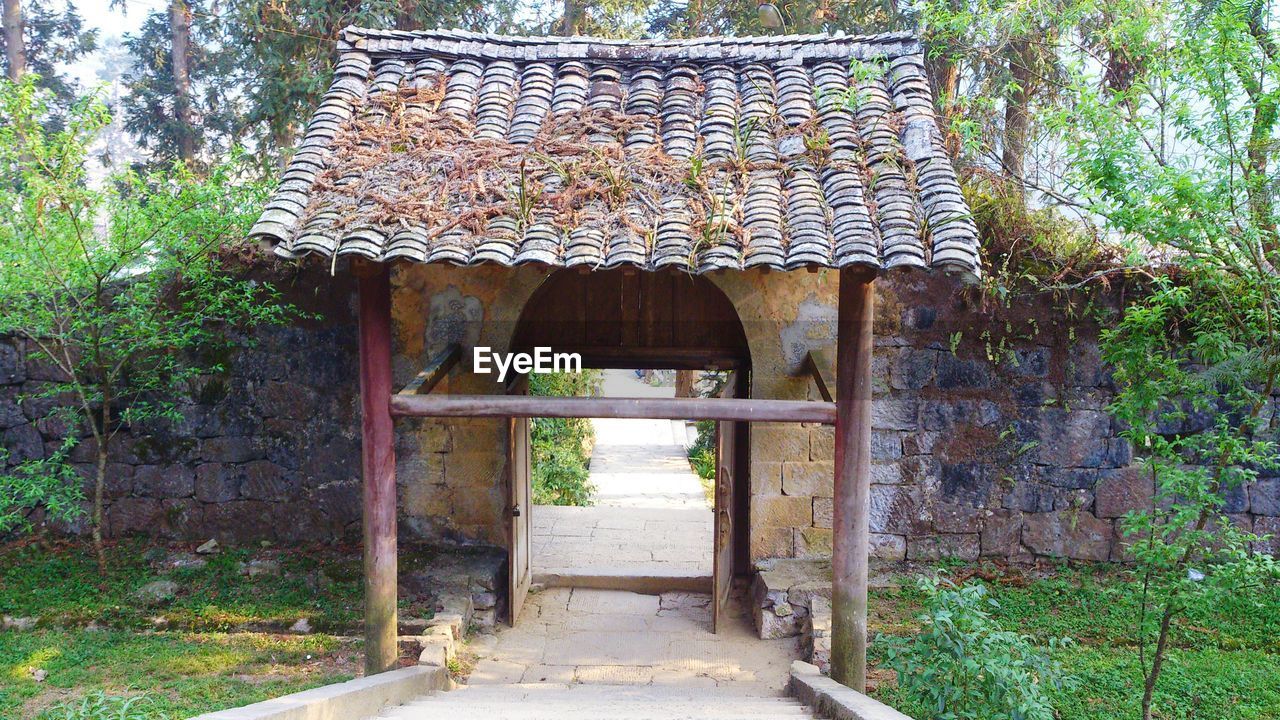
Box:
0;78;291;565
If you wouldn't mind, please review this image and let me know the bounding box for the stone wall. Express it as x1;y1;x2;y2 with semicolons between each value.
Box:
4;263;1277;560
1;267;366;543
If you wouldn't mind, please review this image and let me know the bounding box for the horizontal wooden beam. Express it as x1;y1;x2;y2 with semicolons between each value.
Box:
390;394;835;424
397;343;461;396
508;345;747;370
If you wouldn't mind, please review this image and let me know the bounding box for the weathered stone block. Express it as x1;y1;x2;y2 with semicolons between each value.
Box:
1004;479;1055;513
870;462;903;485
1035;409;1111;468
933;502;984;533
1007;347;1049;378
872;398;918;431
940;463;994;507
870;484;920;535
889;348;937;390
1095;467;1153;518
0;341;25;385
1044;467;1099;491
809;427;833;461
752;494;814;528
107;498;161;536
1023;510;1113;561
195;463;239;503
1252;479;1280;516
134;465;195;499
240;460;289;501
201;436;264;463
795;527;832;558
754;424;812;463
782;461;833;497
3;423;43;464
864;433;902;464
750;526;794;560
901;431;938;456
907;534;980;561
870;533;907;561
813;497;833;529
936;354;992;390
257;381;319;421
1254;517;1280;555
750;461;783;495
980;509;1025;557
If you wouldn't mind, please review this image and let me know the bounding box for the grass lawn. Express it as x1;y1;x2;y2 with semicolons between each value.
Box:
868;562;1280;720
0;539;373;718
0;629;358;719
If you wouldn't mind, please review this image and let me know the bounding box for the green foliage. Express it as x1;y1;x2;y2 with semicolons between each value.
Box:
0;437;82;534
0;0;97;126
119;1;245;166
688;419;715;481
1046;0;1280;714
51;692;162;720
0;78;291;539
881;577;1075;720
870;564;1280;719
528;370;601;506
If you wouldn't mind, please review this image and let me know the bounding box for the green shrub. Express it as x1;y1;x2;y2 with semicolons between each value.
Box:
528;370;601;506
882;577;1075;720
52;692;162;720
688;419;716;481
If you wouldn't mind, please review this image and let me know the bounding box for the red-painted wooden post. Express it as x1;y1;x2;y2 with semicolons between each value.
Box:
356;260;398;675
831;266;875;690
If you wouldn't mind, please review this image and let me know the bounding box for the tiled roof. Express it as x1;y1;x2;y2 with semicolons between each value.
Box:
251;27;981;281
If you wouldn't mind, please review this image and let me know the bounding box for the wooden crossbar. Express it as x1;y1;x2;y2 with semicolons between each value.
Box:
389;393;835;424
397;343;461;396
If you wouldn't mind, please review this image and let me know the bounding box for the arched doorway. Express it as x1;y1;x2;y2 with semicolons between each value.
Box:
507;268;753;628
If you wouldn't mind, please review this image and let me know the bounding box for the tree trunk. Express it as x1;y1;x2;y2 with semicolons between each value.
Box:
92;400;110;573
395;0;420;30
2;0;25;81
560;0;584;35
1141;603;1175;720
1002;39;1034;185
674;370;697;398
170;0;195;163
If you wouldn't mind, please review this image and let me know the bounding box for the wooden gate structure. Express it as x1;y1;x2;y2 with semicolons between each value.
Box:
250;27;981;691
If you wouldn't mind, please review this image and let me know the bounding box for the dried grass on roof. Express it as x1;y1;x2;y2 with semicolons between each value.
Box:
303;80;848;263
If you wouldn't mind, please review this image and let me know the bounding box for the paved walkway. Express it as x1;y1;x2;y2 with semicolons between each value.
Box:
532;370;712;582
466;587;801;694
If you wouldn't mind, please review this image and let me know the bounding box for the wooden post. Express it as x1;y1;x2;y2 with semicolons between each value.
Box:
831;267;875;690
356;261;398;675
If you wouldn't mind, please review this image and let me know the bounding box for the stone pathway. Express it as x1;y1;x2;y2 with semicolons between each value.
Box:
464;587;801;694
532;370;712;583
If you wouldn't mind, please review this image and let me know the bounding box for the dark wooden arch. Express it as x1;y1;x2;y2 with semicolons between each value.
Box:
510;268;751;370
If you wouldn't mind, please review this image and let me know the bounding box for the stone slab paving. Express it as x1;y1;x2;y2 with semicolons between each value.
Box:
533;369;713;580
466;587;802;694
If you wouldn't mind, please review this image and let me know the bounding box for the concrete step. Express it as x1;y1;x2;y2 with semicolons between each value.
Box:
380;683;814;719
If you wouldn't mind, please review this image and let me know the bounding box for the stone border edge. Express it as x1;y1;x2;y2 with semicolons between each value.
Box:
188;665;449;720
789;660;915;720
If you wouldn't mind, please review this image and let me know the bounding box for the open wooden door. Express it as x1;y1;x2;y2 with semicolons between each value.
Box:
712;373;740;633
507;415;532;626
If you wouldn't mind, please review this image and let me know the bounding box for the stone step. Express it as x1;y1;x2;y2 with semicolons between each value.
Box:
380;683;814;719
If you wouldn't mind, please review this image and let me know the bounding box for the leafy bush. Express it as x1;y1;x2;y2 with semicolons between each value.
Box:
52;692;163;720
528;370;601;506
687;419;716;481
882;577;1075;720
